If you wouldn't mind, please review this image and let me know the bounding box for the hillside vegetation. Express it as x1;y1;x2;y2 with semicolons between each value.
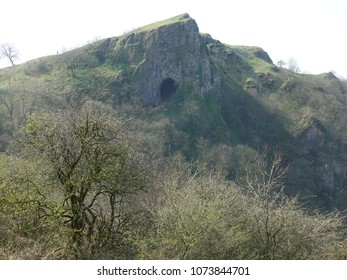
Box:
1;14;347;259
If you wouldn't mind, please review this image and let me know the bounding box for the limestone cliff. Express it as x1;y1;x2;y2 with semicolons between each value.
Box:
111;14;220;105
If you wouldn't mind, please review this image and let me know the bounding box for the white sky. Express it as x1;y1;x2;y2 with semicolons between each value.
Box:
1;0;346;78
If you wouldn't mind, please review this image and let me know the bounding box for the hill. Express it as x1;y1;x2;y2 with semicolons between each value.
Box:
1;13;347;212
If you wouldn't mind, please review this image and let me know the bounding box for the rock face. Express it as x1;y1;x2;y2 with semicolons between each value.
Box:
112;14;220;106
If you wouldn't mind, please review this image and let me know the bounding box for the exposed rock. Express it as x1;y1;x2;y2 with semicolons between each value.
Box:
321;161;347;189
305;118;326;145
252;47;273;64
200;33;217;45
257;72;275;89
112;14;220;106
243;77;258;94
323;72;339;81
306;121;319;143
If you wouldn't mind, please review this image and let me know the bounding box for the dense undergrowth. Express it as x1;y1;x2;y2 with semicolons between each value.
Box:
1;103;347;259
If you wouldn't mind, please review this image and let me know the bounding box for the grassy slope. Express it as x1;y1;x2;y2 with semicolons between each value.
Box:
133;13;191;33
1;16;347;210
208;42;347;209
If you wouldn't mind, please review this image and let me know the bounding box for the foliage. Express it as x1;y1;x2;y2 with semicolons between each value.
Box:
18;103;148;258
136;154;347;260
0;154;65;259
236;149;346;259
1;15;347;259
1;108;347;259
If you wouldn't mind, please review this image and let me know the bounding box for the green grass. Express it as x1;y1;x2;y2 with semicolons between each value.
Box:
230;46;274;73
133;13;191;33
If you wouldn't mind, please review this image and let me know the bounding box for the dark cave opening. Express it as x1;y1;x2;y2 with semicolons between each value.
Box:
160;78;178;103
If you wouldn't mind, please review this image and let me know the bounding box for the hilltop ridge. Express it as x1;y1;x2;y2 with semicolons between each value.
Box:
0;14;347;210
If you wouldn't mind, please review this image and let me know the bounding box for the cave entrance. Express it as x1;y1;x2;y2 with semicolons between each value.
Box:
160;78;178;103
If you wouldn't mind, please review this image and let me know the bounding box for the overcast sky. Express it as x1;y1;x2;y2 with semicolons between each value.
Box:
1;0;346;78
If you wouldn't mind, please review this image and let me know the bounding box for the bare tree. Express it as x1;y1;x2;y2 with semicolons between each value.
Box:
22;104;148;258
287;57;301;73
276;60;286;68
1;43;19;66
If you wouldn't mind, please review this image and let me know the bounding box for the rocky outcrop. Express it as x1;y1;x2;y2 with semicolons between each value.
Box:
112;14;220;106
251;47;273;64
321;161;347;189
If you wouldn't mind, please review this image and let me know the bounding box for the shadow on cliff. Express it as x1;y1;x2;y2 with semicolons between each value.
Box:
221;84;347;210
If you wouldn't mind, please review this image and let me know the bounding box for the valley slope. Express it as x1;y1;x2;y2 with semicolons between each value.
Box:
1;14;347;210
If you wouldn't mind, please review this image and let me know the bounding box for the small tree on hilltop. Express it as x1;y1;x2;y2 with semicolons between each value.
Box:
287;57;301;73
276;60;286;68
0;43;20;66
